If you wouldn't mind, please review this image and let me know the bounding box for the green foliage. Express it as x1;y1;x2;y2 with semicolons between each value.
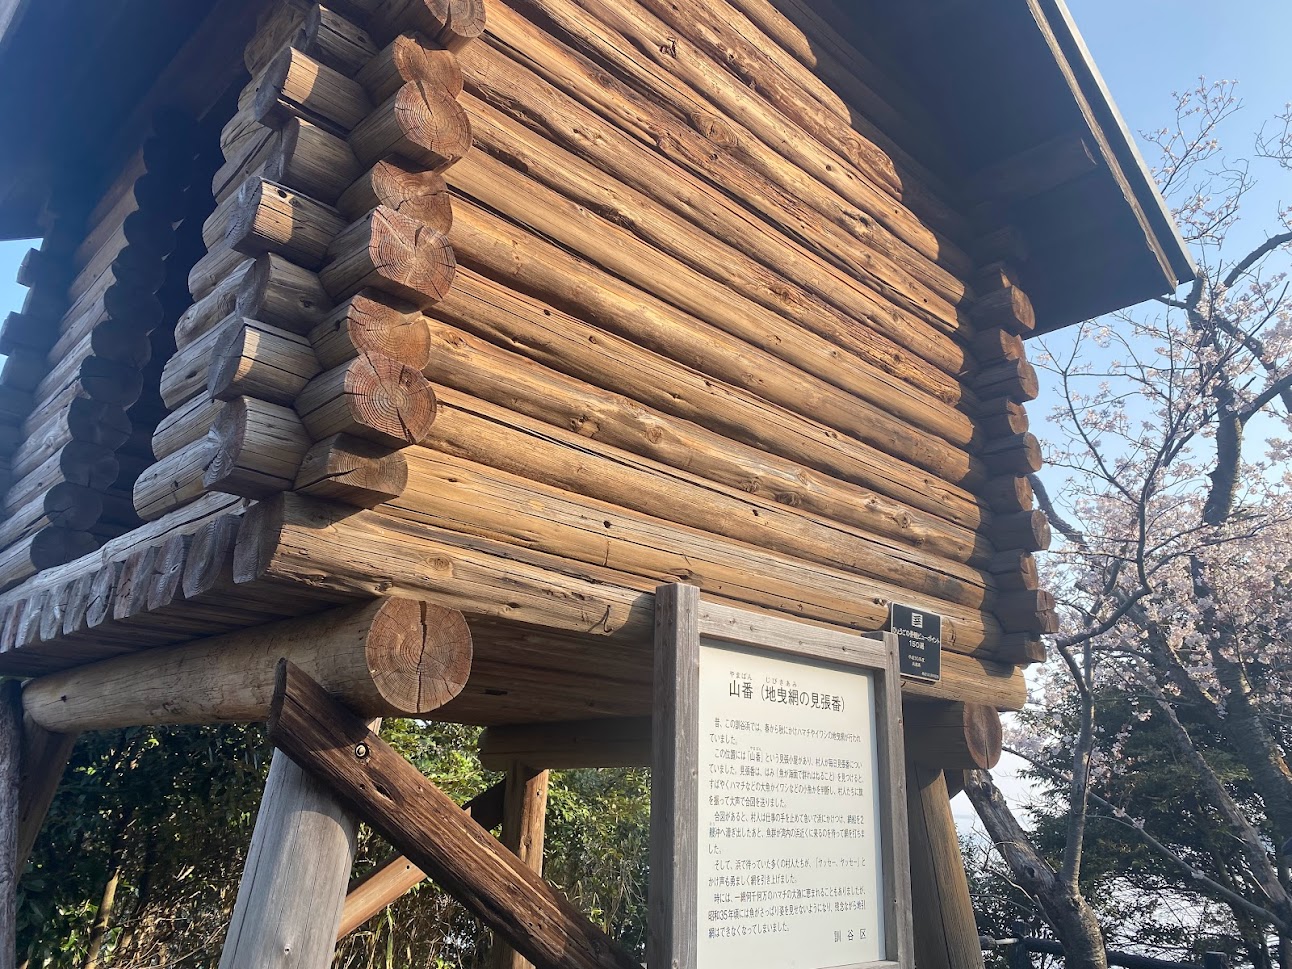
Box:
25;720;652;968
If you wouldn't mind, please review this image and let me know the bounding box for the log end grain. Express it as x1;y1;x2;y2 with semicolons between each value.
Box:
365;596;472;713
297;353;438;448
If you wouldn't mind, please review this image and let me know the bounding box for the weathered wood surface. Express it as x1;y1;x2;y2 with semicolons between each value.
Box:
906;762;986;969
337;779;505;939
203;397;311;499
489;761;550;969
397;435;1006;652
16;717;77;872
446;199;987;492
311;293;432;371
218;749;356;969
425;278;991;545
269;661;642;969
296;353;437;447
906;701;1003;770
237;493;1029;712
22;597;471;732
0;0;1051;712
463;8;971;361
294;434;408;507
448;145;979;451
130;0;476;530
479;718;652;771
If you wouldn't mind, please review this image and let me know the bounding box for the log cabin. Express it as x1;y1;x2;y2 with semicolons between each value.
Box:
0;0;1193;965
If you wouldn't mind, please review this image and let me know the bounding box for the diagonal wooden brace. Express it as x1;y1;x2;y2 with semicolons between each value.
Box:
337;779;506;939
268;660;640;969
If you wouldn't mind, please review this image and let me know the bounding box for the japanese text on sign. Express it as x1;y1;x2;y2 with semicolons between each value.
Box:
696;641;885;967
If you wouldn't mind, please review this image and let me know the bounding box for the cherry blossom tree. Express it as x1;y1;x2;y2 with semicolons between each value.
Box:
967;81;1292;969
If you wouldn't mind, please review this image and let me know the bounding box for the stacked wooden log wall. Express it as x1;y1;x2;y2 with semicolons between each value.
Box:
387;0;1053;671
133;0;483;522
0;0;1055;697
0;114;204;592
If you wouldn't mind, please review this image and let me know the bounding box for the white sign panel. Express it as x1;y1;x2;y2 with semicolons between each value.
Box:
697;640;885;968
650;586;912;969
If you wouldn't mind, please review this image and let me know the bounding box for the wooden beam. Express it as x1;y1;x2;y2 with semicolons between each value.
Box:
479;717;651;771
236;493;1030;713
490;762;550;969
968;133;1098;204
337;780;506;939
905;762;985;969
268;661;641;969
905;701;1003;771
16;717;76;872
480;705;1002;774
218;749;357;969
22;598;472;732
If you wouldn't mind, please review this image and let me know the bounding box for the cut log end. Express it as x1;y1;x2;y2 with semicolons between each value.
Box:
368;0;487;51
906;700;1002;770
294;434;410;507
366;597;472;713
298;353;438;448
321;206;456;308
349;81;472;172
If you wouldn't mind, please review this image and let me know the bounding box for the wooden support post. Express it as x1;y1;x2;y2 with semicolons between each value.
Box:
0;681;17;969
16;718;78;872
905;762;986;969
489;761;550;969
269;661;640;969
218;749;357;969
337;780;506;939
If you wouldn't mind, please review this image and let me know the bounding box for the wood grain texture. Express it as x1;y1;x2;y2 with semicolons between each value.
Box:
236;493;1029;711
218;749;356;969
348;80;471;171
15;717;76;872
23;597;472;732
489;761;550;969
296;353;437;447
905;762;985;969
648;583;699;969
905;701;1003;770
294;434;409;507
268;661;641;969
337;780;506;939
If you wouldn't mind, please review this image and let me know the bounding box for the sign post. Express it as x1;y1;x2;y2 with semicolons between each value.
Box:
650;584;913;969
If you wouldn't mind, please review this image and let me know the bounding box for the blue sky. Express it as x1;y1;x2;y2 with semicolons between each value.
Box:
0;238;33;322
1069;0;1292;256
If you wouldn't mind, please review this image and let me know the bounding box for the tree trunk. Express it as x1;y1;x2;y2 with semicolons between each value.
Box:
965;770;1108;969
81;809;133;969
112;834;156;960
81;867;121;969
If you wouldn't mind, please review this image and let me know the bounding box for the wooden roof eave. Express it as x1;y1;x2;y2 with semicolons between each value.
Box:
846;0;1194;333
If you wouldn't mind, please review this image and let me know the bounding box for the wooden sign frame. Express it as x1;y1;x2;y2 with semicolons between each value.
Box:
650;584;913;969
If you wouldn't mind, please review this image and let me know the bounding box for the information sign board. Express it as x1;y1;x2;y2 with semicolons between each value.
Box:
651;585;913;969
